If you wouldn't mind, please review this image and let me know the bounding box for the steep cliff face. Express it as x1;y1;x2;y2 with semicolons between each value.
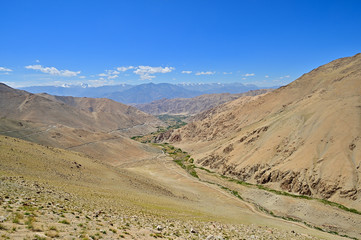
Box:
158;54;361;208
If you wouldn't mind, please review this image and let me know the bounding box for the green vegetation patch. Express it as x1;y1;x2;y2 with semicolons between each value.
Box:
156;114;188;129
155;143;199;179
131;115;188;143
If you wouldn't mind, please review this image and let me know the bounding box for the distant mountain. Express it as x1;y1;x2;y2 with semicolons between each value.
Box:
105;83;203;104
135;89;273;115
20;82;267;104
21;84;132;98
177;82;260;94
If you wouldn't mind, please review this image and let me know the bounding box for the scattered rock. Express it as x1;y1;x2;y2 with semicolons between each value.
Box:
0;216;6;222
32;222;44;232
34;233;47;239
349;143;356;151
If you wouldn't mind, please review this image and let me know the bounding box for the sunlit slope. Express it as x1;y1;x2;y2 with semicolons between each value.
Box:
0;118;159;166
135;89;272;116
0;83;165;165
38;93;165;136
0;134;344;239
161;53;361;208
0;83;164;135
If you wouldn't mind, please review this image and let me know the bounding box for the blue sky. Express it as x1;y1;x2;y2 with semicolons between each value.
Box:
1;0;360;88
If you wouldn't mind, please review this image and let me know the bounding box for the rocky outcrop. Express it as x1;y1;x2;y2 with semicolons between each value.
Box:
199;154;358;200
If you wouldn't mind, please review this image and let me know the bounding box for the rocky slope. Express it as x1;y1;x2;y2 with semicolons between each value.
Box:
135;89;272;116
157;53;361;209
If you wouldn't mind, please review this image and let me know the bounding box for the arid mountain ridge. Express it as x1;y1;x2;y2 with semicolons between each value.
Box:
135;89;273;116
37;93;164;135
0;83;164;165
157;53;361;209
0;83;163;134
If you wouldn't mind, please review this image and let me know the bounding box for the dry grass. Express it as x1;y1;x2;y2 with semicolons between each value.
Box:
0;134;339;239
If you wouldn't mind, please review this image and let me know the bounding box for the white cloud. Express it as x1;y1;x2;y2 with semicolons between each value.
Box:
133;66;175;80
117;66;134;72
61;70;81;77
79;76;86;79
280;75;290;79
223;72;232;75
195;71;215;76
107;75;119;79
243;73;255;77
0;67;13;72
134;66;174;74
35;59;40;63
107;70;120;75
98;69;120;79
181;70;192;74
25;65;80;77
265;75;269;78
98;65;175;80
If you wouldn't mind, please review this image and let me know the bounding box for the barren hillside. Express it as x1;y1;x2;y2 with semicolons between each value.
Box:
158;53;361;209
0;135;345;240
0;84;165;164
135;89;272;115
38;93;165;136
0;83;163;134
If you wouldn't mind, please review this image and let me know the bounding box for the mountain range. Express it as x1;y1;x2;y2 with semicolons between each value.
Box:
21;82;265;104
135;89;273;115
